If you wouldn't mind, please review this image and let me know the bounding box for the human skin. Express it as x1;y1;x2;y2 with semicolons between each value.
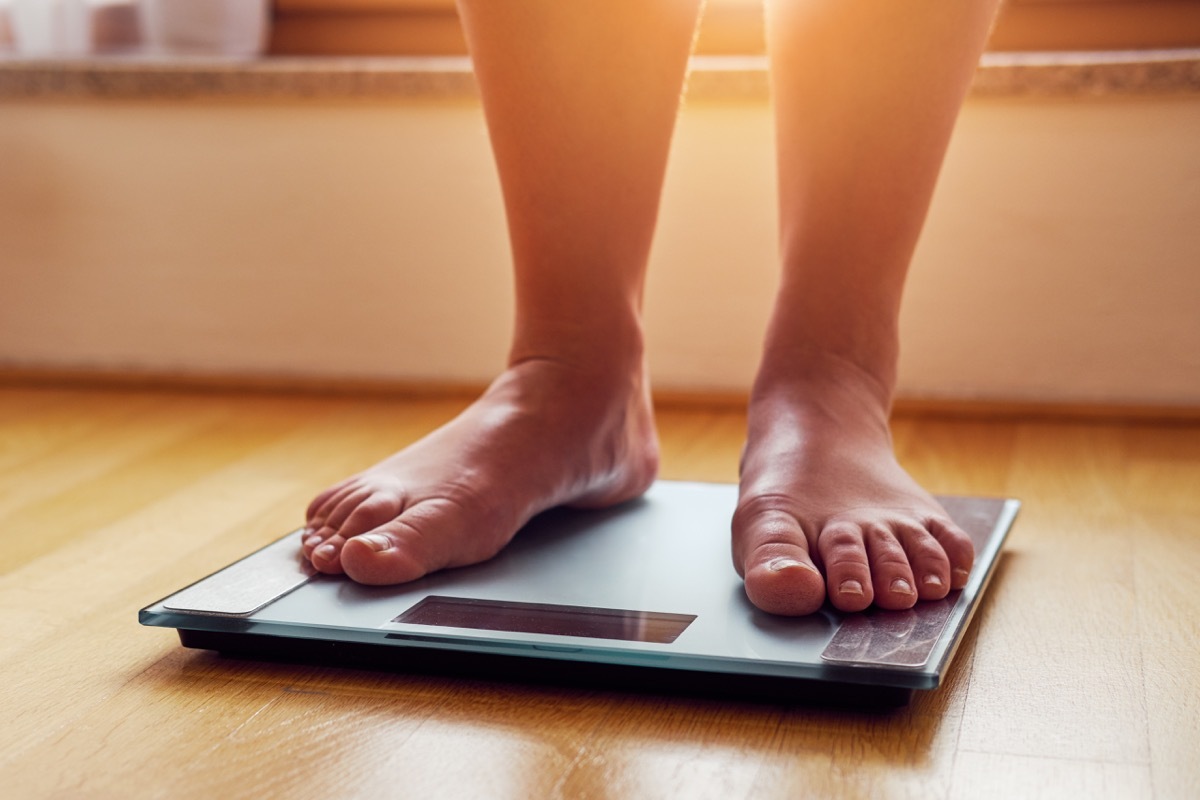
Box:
301;0;1003;616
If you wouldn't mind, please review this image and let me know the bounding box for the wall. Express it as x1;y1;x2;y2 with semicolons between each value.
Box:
1;89;1198;405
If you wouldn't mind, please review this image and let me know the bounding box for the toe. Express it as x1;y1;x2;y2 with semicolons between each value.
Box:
310;534;347;574
302;530;332;558
337;491;405;540
893;522;952;601
733;502;826;616
302;486;373;561
928;516;975;589
305;479;350;523
321;486;375;533
306;482;359;531
816;521;875;612
862;523;918;610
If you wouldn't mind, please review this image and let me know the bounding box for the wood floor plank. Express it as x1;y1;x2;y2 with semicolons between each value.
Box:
0;395;332;575
892;416;1018;498
555;696;780;800
0;387;115;470
956;421;1152;766
1133;510;1200;800
1122;425;1200;516
0;392;220;512
656;407;744;484
948;752;1154;800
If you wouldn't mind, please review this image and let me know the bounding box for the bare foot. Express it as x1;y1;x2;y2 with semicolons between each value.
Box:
301;357;658;584
733;361;974;616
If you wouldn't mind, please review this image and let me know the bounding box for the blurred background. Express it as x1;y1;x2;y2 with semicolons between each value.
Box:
1;1;1198;408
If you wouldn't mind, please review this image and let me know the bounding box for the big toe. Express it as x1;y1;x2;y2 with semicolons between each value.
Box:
734;505;826;616
339;498;483;585
744;553;827;616
340;528;430;586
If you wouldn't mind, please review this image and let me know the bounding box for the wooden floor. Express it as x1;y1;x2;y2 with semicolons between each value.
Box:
1;386;1196;799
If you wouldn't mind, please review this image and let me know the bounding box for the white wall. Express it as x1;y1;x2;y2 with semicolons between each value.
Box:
1;90;1198;405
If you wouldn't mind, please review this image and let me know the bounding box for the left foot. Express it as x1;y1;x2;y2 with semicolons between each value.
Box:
733;360;974;616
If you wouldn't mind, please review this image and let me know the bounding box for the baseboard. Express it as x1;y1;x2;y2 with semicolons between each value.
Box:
2;366;1197;423
0;366;483;402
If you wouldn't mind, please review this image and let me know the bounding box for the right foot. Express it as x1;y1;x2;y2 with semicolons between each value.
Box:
300;357;659;585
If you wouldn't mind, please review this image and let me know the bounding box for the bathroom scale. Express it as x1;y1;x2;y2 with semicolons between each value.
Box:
140;481;1018;707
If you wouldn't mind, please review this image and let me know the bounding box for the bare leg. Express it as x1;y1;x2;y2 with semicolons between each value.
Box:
735;0;1002;614
301;1;703;584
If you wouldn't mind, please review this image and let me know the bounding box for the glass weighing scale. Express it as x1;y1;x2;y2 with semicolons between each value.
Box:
141;481;1018;707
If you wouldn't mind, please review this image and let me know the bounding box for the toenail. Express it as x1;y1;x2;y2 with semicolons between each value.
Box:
953;567;970;585
314;543;336;561
358;533;393;552
923;574;943;588
304;535;324;548
891;578;914;595
766;557;815;573
839;579;864;596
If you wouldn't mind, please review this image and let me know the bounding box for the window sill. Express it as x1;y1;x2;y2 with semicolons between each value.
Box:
1;49;1199;102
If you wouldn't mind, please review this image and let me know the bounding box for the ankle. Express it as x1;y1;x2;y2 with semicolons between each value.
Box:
759;294;900;404
750;347;896;439
756;339;895;405
509;314;647;385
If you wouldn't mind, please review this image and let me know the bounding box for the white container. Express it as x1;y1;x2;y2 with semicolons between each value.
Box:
10;0;74;56
0;0;15;55
140;0;269;57
9;0;140;57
